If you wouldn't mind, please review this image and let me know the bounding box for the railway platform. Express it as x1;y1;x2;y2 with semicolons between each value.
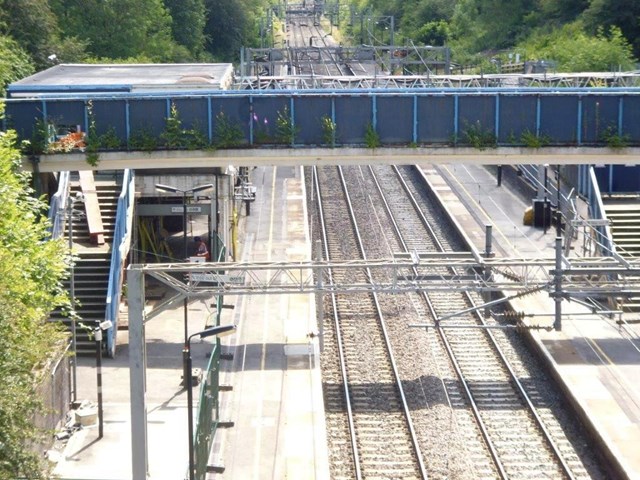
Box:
422;163;640;480
208;165;329;479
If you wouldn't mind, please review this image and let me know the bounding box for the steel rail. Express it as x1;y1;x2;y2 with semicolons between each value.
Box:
339;166;428;479
393;164;576;479
312;165;362;479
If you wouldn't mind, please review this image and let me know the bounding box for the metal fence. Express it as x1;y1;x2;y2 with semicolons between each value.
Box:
33;343;70;456
193;239;226;479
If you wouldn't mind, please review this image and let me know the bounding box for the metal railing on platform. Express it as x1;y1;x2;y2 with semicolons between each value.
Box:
193;239;226;479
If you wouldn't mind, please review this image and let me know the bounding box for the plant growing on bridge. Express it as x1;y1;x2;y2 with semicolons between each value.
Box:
364;122;381;148
275;106;298;145
85;101;100;166
252;113;272;144
462;120;496;150
600;125;630;149
129;126;159;152
520;129;551;148
320;115;337;147
214;111;243;148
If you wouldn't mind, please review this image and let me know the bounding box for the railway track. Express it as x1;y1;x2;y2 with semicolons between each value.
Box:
313;165;426;479
287;13;356;75
308;164;605;479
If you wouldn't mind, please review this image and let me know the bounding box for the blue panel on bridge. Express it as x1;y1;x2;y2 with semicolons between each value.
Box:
594;165;640;193
6;89;640;151
581;96;619;144
251;96;290;144
293;95;332;145
497;95;537;143
540;96;579;144
212;96;249;145
173;98;209;132
377;96;413;144
416;96;454;143
130;99;166;138
335;96;372;144
458;95;496;142
47;100;85;132
4;102;41;139
93;99;127;139
622;95;640;140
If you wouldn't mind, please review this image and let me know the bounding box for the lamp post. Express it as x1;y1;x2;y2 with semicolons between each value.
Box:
155;184;213;387
65;191;85;405
93;320;112;439
185;325;236;480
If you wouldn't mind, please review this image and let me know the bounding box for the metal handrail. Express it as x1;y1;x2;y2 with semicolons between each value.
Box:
104;169;135;357
47;171;70;239
587;166;615;256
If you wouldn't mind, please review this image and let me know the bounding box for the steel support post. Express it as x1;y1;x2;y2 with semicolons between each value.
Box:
483;224;493;318
128;268;148;480
554;236;563;331
185;347;195;480
95;324;104;439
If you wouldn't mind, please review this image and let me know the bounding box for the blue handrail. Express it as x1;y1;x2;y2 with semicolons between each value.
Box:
47;171;70;239
586;166;614;257
104;169;134;357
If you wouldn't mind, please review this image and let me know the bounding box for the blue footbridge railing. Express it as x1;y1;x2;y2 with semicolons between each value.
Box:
104;169;135;357
47;171;70;239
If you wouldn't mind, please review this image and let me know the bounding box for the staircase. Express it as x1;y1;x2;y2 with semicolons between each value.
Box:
50;173;121;355
603;197;640;314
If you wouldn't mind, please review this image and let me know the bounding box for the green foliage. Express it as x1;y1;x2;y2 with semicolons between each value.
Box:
85;102;100;167
462;120;497;150
275;106;298;145
0;130;69;479
0;0;59;68
23;119;50;156
161;104;211;149
600;126;630;149
213;111;243;148
581;0;640;57
364;123;381;148
162;103;184;149
0;35;35;96
520;129;551;148
164;0;207;57
519;23;636;71
129;127;159;152
204;0;272;61
320;115;337;146
252;113;272;144
99;127;123;150
49;0;183;62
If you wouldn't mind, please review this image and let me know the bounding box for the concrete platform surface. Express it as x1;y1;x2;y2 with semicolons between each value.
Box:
424;163;640;480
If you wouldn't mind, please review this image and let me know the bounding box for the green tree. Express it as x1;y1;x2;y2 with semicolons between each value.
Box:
450;0;535;52
581;0;640;57
50;0;184;61
519;22;636;71
0;0;59;68
0;35;35;96
204;0;251;61
0;131;69;479
164;0;207;57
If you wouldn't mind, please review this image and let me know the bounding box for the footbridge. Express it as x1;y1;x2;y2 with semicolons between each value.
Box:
5;87;640;171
